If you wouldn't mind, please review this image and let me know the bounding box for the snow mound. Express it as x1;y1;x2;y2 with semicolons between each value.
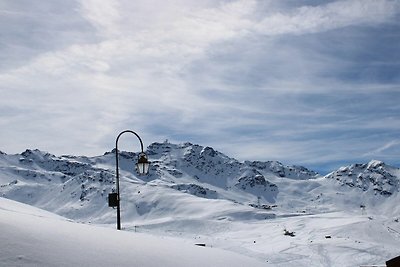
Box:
0;197;265;267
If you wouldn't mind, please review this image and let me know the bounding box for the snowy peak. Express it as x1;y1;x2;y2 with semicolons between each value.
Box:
147;142;195;158
245;160;320;180
147;142;278;193
20;149;92;177
21;148;54;159
325;160;400;196
147;142;236;166
147;141;241;184
366;160;387;170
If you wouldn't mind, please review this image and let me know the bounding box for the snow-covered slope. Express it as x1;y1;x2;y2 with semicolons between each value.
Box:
0;142;399;266
0;197;265;267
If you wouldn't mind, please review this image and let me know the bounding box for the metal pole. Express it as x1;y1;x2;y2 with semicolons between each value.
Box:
115;130;145;230
115;143;121;230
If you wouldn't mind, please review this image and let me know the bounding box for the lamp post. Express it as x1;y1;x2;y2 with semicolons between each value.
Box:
109;130;150;230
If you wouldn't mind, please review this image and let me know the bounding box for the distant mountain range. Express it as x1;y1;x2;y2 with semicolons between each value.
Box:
0;141;399;223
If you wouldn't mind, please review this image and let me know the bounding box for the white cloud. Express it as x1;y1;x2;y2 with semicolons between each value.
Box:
254;0;400;35
79;0;121;37
363;140;400;157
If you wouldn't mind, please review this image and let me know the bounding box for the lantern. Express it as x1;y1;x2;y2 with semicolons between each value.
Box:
136;152;150;175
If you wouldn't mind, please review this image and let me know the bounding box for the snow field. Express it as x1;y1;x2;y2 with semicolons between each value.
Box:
0;197;266;267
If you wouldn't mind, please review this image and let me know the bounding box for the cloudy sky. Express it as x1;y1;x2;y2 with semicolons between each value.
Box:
1;0;399;173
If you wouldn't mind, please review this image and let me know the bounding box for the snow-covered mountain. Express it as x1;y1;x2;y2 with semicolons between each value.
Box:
325;160;400;196
0;141;399;266
0;142;325;222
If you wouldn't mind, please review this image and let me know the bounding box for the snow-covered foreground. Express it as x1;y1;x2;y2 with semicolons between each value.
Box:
2;197;398;267
0;197;265;267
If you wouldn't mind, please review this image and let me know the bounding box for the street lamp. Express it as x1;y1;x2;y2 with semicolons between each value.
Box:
108;130;150;230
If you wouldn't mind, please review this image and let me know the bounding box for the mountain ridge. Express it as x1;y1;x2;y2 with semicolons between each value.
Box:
0;141;399;221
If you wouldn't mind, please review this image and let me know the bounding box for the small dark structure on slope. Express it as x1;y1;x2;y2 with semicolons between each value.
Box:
386;255;400;267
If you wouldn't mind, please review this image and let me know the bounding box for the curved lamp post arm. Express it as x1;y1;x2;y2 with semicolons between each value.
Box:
116;130;144;154
115;130;144;203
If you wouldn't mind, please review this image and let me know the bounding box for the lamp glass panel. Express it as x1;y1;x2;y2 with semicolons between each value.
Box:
136;162;149;175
